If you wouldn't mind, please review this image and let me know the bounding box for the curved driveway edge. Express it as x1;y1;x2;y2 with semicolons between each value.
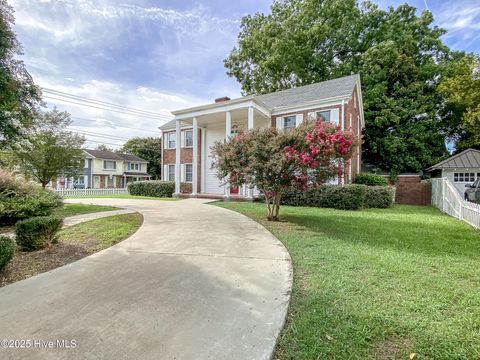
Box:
0;198;292;360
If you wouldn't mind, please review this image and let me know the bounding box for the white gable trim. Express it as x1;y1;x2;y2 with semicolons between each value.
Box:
173;99;271;120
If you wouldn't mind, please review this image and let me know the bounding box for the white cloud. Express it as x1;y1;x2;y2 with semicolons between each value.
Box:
8;0;244;148
436;0;480;50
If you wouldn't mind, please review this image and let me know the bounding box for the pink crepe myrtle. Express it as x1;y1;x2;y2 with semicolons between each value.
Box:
211;120;359;221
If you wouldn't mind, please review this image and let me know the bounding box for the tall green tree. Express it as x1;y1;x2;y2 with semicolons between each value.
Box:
15;108;85;188
120;137;162;179
0;0;42;148
225;0;455;174
439;54;480;150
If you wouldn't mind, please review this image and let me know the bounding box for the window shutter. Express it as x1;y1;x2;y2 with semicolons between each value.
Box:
331;108;340;125
276;117;283;130
181;131;185;148
163;133;168;148
163;165;168;180
181;164;185;182
308;112;316;121
296;113;304;127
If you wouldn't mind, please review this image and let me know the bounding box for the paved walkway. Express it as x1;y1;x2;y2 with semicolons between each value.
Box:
0;198;292;360
62;209;136;227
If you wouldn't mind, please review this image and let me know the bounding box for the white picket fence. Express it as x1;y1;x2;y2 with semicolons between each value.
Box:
431;177;480;229
54;188;129;197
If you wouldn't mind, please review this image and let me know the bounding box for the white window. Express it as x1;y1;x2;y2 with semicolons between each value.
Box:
185;164;193;182
168;164;175;182
454;172;476;183
74;176;84;185
283;116;296;130
184;130;193;147
84;159;89;168
316;110;331;123
167;133;176;149
129;162;140;171
106;176;114;188
103;160;116;170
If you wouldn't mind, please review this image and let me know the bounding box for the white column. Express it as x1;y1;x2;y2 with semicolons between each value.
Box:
201;128;206;193
192;117;198;196
247;106;254;198
247;106;254;130
226;111;232;139
224;111;231;198
174;119;181;195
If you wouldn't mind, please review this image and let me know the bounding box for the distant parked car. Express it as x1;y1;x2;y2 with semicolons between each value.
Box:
465;178;480;203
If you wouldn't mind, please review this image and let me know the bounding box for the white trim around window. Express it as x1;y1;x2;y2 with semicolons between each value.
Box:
166;132;176;149
103;160;116;170
184;163;193;183
454;172;479;183
167;164;175;182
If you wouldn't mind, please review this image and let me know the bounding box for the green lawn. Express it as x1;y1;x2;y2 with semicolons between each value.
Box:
0;213;143;287
54;203;119;218
215;202;480;360
63;193;178;200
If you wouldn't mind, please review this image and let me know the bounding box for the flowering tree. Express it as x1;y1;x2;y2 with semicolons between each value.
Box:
212;121;358;221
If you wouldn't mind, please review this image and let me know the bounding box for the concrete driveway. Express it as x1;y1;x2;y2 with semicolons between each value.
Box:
0;198;292;360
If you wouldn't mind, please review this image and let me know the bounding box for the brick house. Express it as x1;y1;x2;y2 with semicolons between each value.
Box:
58;149;150;189
160;74;365;198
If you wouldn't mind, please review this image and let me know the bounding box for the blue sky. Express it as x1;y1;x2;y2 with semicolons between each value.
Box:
9;0;480;147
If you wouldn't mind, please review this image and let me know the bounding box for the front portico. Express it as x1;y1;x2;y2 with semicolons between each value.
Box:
167;97;271;198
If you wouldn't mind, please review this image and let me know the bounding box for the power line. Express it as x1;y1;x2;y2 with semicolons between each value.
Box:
82;139;124;147
70;116;162;134
44;95;172;121
43;88;172;119
68;129;130;141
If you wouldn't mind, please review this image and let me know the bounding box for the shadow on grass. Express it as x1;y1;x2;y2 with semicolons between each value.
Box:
279;206;480;260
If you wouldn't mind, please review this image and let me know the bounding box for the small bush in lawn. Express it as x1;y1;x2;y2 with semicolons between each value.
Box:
15;216;63;251
128;181;175;197
364;186;394;208
0;235;15;269
354;172;389;186
0;170;63;226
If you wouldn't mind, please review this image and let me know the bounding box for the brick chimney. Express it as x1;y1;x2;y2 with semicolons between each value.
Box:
215;96;231;103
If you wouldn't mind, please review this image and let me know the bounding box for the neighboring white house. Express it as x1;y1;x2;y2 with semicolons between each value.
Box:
160;74;365;198
428;148;480;195
55;149;150;189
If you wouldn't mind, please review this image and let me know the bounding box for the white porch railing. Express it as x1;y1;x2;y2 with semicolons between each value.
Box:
54;188;129;197
431;177;480;229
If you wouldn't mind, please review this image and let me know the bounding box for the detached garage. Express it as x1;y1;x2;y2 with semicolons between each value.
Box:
428;149;480;195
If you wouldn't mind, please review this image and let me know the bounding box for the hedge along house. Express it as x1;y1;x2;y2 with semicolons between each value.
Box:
427;148;480;195
160;74;365;198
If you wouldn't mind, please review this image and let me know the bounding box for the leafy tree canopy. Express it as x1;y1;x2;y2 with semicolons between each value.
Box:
224;0;464;174
0;0;42;148
120;137;162;179
15;108;85;188
439;54;480;150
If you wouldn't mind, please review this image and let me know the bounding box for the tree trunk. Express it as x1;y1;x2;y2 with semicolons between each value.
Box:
266;193;281;221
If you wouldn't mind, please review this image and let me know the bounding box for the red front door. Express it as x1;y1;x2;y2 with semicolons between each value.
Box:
230;186;239;195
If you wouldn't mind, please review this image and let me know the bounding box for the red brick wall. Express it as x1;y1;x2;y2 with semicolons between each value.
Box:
163;128;202;193
394;175;431;205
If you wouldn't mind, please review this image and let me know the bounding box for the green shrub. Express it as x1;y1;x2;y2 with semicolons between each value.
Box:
281;184;394;210
0;171;63;226
0;235;15;269
354;172;389;186
364;186;395;208
15;216;63;251
128;181;175;197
